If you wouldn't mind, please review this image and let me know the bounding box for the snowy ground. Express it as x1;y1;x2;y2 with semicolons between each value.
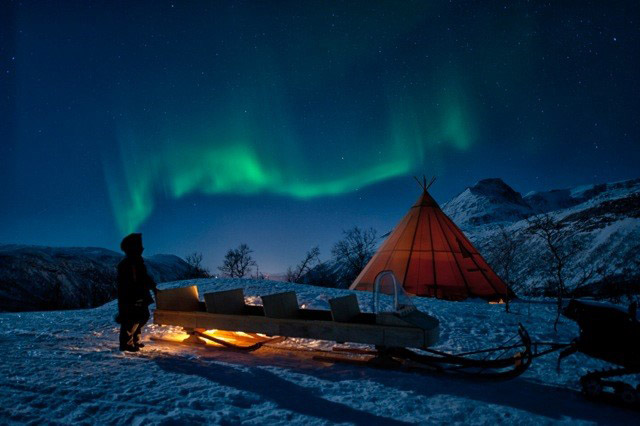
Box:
1;278;637;425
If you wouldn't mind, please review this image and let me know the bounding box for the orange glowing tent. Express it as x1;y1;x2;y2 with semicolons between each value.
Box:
350;177;509;301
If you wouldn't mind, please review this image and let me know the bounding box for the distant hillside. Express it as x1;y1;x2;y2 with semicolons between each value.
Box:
443;178;640;298
0;245;190;312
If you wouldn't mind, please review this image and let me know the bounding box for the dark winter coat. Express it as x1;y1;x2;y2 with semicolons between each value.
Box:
117;256;157;320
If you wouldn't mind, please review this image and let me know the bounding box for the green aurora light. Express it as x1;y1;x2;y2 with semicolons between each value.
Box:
106;90;474;233
101;3;483;233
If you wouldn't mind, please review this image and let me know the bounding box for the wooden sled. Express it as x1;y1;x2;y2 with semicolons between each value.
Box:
152;272;532;380
154;285;440;350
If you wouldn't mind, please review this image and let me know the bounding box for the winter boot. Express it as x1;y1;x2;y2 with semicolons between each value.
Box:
119;344;140;352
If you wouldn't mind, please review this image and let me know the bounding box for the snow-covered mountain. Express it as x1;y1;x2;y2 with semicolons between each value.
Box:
443;178;640;297
524;178;640;214
442;178;534;228
0;245;191;312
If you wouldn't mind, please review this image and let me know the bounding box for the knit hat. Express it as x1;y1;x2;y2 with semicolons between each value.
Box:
120;233;143;255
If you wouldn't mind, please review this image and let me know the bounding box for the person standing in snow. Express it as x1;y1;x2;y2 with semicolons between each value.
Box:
116;233;158;352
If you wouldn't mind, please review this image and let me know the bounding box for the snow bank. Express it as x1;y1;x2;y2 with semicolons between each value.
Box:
0;278;637;424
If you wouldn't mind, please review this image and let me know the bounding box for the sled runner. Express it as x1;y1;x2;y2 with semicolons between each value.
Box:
313;323;533;380
151;329;286;351
153;271;533;379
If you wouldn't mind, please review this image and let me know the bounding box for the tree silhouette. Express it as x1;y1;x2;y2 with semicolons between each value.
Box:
218;244;257;278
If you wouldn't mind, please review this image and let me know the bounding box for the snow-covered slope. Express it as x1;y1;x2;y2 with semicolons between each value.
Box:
524;178;640;214
0;245;190;312
446;178;640;296
442;178;534;229
0;278;637;424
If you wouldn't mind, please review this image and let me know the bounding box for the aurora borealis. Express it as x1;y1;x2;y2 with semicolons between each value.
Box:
2;1;639;272
101;2;477;234
105;79;474;233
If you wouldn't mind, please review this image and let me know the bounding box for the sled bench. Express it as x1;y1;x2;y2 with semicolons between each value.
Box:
153;286;439;349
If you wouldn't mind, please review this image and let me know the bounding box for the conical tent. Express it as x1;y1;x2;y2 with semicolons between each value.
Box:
350;182;509;301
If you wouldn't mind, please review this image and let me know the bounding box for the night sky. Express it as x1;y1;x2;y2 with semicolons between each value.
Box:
1;1;639;273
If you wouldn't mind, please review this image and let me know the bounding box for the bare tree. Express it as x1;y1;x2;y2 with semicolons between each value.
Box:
286;246;321;283
570;261;596;298
487;225;521;313
331;226;378;286
218;244;257;278
526;213;584;331
184;252;211;279
304;261;340;288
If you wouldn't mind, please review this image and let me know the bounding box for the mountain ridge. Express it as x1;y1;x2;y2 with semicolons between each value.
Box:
0;244;191;312
442;177;640;297
442;178;534;228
